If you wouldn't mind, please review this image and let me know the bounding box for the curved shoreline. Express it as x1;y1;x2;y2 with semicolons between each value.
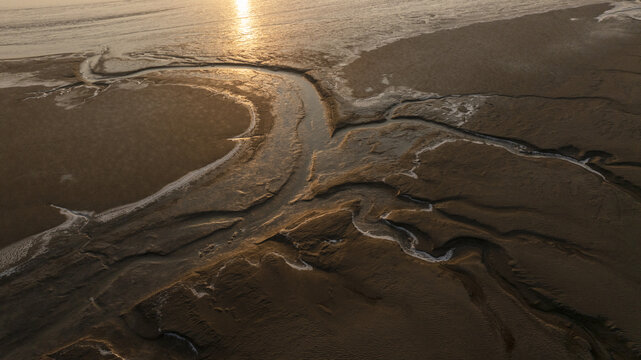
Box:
0;70;254;247
0;55;332;280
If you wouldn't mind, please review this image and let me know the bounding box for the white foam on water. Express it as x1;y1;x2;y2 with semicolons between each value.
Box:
390;96;486;127
388;114;607;181
413;248;455;262
598;1;641;22
0;239;39;278
454;137;606;180
187;286;209;299
384;219;418;244
96;346;126;360
53;86;102;110
0;72;68;88
0;205;89;278
352;212;453;263
113;79;149;90
243;257;260;267
334;80;438;113
400;138;457;179
267;252;313;271
383;218;454;262
441;96;486;126
351;219;396;243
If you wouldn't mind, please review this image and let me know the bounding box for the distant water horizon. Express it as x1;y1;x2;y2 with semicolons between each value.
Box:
0;0;607;64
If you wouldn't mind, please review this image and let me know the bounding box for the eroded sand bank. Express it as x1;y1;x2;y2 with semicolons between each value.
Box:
0;3;640;360
0;59;264;246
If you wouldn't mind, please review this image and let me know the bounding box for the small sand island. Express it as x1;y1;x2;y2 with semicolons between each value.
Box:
1;2;640;359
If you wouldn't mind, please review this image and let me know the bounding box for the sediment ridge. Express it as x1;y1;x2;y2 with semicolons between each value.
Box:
1;3;640;359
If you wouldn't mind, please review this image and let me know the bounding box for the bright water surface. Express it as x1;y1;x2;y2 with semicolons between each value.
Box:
0;0;606;64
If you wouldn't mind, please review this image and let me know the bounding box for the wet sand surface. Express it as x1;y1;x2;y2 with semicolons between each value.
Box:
1;3;641;360
0;61;256;246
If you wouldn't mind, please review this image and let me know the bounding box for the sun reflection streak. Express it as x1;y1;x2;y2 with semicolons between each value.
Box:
235;0;253;44
236;0;249;15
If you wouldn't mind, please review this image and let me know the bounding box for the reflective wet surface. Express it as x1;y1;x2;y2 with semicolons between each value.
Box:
0;0;608;63
1;2;641;359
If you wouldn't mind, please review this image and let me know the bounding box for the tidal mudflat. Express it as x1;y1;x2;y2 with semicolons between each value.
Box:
0;59;258;246
1;1;641;359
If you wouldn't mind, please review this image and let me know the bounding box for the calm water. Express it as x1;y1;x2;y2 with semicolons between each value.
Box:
0;0;605;65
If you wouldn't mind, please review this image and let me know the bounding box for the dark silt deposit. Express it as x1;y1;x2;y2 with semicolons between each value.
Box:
1;3;641;360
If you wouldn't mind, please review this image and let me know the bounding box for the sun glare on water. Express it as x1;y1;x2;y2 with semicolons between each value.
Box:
235;0;254;44
236;0;249;15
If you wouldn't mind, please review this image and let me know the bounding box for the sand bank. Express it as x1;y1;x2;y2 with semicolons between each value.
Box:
0;58;256;246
